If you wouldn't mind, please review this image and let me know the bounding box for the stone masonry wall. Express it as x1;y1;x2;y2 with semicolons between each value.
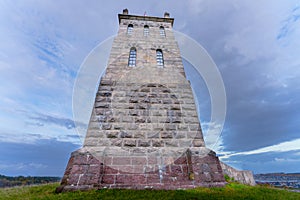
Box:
58;13;227;191
58;147;225;191
83;15;206;159
220;162;256;186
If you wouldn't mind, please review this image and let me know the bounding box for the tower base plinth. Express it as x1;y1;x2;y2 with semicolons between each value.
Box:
57;147;226;192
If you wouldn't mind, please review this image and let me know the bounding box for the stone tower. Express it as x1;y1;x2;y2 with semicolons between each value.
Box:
58;10;226;192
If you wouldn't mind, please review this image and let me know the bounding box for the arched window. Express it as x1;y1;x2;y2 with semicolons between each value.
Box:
128;47;136;67
144;25;149;36
127;24;133;35
156;49;164;67
159;26;165;37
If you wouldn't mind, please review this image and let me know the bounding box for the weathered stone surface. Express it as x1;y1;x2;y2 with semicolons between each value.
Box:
152;139;164;147
220;162;256;186
58;10;254;192
59;148;226;191
138;140;151;147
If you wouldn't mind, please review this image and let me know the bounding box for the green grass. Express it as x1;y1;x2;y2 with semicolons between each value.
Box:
0;182;299;200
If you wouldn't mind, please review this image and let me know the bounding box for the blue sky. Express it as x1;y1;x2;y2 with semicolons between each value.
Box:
0;0;300;176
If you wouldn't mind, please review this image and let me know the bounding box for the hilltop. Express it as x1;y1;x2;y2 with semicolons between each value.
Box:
1;182;300;200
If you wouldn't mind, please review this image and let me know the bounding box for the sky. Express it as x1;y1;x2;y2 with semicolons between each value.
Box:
0;0;300;176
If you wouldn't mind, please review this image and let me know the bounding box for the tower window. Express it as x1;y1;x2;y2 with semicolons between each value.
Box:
144;25;149;36
159;26;165;37
156;49;164;67
128;47;136;67
127;24;133;35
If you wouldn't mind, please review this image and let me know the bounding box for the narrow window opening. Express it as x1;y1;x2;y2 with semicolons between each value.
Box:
156;49;164;67
127;24;133;35
144;25;149;36
128;47;136;67
159;26;165;37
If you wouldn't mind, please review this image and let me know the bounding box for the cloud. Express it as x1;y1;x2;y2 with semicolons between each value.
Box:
182;1;300;154
201;121;225;152
0;0;300;175
0;129;82;145
221;149;300;173
0;138;80;176
0;163;47;171
221;138;300;159
0;132;42;144
277;4;300;40
274;157;300;162
28;112;87;130
0;106;84;145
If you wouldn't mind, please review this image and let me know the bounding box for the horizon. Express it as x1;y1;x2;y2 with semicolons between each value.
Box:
0;1;300;176
2;171;300;178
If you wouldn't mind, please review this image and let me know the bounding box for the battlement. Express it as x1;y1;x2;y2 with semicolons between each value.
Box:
118;9;174;26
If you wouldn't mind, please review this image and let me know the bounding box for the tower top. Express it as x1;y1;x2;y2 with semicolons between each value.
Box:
118;9;174;26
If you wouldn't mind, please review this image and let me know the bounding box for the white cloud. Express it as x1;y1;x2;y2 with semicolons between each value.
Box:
0;162;47;171
274;157;300;162
201;121;225;152
187;0;206;15
221;138;300;159
0;129;81;145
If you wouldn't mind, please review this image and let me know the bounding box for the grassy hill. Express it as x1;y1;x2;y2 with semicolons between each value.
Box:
1;182;300;200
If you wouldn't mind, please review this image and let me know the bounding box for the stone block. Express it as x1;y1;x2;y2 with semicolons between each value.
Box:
123;139;136;147
104;165;118;174
132;157;147;165
173;131;185;139
138;140;151;147
95;102;110;108
102;123;112;130
189;124;201;131
84;138;98;146
146;174;160;184
165;124;176;131
70;165;88;175
178;125;188;131
113;157;131;165
119;165;135;173
161;132;173;138
165;140;178;147
87;156;101;165
193;139;205;147
174;156;187;165
152;139;164;147
106;131;119;138
128;123;139;130
147;132;159;138
104;157;113;165
170;165;182;174
111;139;123;147
116;175;146;184
102;175;115;184
98;139;110;146
147;157;158;165
212;172;225;182
179;140;192;147
120;131;133;138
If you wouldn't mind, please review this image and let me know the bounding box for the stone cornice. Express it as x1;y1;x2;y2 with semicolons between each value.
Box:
118;14;174;26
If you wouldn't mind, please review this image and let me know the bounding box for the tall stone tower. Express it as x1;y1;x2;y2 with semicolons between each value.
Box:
58;9;226;192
